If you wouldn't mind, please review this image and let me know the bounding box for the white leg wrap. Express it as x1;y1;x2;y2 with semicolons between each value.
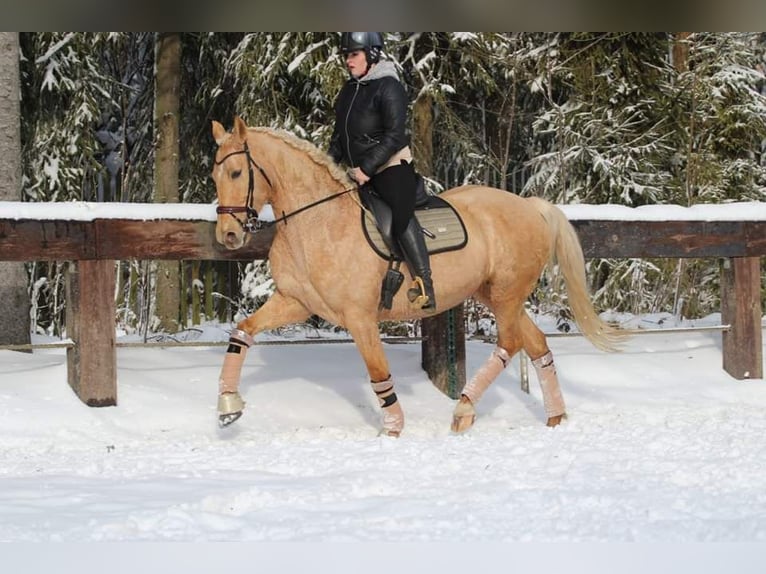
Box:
532;351;566;418
218;329;254;395
371;376;404;435
462;346;510;404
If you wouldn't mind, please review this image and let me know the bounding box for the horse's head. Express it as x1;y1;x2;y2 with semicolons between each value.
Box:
211;116;271;250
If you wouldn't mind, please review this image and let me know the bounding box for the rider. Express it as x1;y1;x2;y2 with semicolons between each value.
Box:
328;32;436;312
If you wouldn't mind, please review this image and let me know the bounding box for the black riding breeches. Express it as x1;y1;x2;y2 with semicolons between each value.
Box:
370;161;417;239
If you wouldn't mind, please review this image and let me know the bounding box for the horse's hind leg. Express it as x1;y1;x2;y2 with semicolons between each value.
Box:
451;294;528;432
451;344;513;432
217;291;310;427
451;309;566;431
519;313;566;427
451;315;523;433
346;319;404;437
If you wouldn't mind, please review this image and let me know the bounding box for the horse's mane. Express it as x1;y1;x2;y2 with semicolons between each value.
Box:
250;127;353;188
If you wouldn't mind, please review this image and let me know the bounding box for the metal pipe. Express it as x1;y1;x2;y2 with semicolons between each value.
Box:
1;323;755;352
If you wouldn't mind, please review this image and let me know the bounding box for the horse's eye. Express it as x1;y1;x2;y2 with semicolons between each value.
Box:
231;169;242;179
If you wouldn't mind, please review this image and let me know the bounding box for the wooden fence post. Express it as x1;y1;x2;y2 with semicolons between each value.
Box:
721;257;763;380
421;304;466;399
66;260;117;406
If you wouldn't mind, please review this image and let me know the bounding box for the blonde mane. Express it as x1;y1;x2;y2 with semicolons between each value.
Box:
250;127;353;188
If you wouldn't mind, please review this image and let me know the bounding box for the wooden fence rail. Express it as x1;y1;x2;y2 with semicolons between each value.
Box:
0;201;763;406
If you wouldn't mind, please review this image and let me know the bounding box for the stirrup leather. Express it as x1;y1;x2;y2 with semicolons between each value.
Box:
407;276;430;307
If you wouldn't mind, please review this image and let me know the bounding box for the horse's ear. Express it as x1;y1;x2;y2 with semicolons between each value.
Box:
233;116;248;142
211;121;227;145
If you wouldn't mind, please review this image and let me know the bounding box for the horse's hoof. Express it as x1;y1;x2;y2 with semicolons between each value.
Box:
217;392;245;428
378;428;401;438
451;413;476;433
219;411;242;428
546;413;567;427
451;398;476;433
218;391;245;412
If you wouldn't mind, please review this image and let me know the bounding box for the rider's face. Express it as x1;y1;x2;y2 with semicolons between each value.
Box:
344;50;368;78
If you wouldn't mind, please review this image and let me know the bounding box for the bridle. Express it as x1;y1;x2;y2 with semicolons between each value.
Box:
214;140;358;233
215;140;273;233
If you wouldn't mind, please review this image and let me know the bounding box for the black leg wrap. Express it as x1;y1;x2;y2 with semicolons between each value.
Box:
228;328;254;351
376;389;399;408
371;376;399;408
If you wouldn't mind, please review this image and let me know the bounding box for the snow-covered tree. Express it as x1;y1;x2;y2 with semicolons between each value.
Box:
16;32;766;333
667;32;766;203
521;33;676;204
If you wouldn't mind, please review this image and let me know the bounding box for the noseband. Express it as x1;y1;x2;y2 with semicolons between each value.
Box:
215;141;273;233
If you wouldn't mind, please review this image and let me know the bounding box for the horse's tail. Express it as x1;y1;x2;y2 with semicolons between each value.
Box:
528;197;627;352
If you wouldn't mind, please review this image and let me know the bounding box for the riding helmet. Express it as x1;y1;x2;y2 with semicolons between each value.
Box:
340;32;384;64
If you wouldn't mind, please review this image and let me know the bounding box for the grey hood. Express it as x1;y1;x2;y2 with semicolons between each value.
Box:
356;60;400;83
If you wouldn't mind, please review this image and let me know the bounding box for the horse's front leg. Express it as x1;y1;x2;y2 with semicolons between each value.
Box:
346;320;404;437
217;291;310;427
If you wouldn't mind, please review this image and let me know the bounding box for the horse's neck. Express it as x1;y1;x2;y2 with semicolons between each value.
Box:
251;132;352;223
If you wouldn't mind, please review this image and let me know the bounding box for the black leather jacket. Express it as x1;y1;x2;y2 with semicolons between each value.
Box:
328;61;409;177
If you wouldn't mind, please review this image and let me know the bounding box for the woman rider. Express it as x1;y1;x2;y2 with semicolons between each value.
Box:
328;32;436;311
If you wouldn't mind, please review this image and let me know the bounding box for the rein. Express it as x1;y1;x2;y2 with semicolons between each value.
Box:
215;140;357;233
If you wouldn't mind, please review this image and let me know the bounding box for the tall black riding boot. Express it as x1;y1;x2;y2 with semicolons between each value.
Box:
398;218;436;311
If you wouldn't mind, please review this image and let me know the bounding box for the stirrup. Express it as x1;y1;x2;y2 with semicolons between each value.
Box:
407;277;429;307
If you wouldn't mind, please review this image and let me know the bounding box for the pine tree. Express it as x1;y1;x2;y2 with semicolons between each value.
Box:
522;33;675;205
666;32;766;203
16;32;766;334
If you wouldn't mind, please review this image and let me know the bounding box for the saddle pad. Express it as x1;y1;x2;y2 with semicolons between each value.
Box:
362;196;468;260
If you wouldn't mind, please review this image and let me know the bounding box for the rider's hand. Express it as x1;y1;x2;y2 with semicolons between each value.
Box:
348;167;370;185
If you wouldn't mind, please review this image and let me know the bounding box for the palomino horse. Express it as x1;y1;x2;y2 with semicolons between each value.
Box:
211;117;624;436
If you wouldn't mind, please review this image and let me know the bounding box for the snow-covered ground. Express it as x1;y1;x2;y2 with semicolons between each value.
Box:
1;314;765;569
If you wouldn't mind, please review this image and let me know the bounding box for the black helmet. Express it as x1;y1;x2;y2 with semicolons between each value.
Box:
340;32;384;64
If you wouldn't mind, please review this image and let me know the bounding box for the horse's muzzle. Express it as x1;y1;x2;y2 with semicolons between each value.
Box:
222;230;246;250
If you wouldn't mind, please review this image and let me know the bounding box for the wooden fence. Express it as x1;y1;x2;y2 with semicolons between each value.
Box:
0;201;763;407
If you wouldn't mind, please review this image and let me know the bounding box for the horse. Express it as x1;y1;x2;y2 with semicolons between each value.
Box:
211;116;625;436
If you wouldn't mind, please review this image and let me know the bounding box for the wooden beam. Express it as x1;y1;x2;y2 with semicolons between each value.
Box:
721;257;763;380
65;260;118;406
0;219;273;261
93;220;274;260
572;220;766;258
1;217;765;261
0;220;96;260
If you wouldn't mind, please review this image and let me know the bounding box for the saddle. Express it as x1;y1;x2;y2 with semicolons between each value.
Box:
359;179;467;261
358;179;468;310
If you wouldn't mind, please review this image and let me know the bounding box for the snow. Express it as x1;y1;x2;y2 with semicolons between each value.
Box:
1;313;766;568
286;40;327;74
560;201;766;221
34;32;76;65
1;199;765;222
0;200;218;221
2;198;766;568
